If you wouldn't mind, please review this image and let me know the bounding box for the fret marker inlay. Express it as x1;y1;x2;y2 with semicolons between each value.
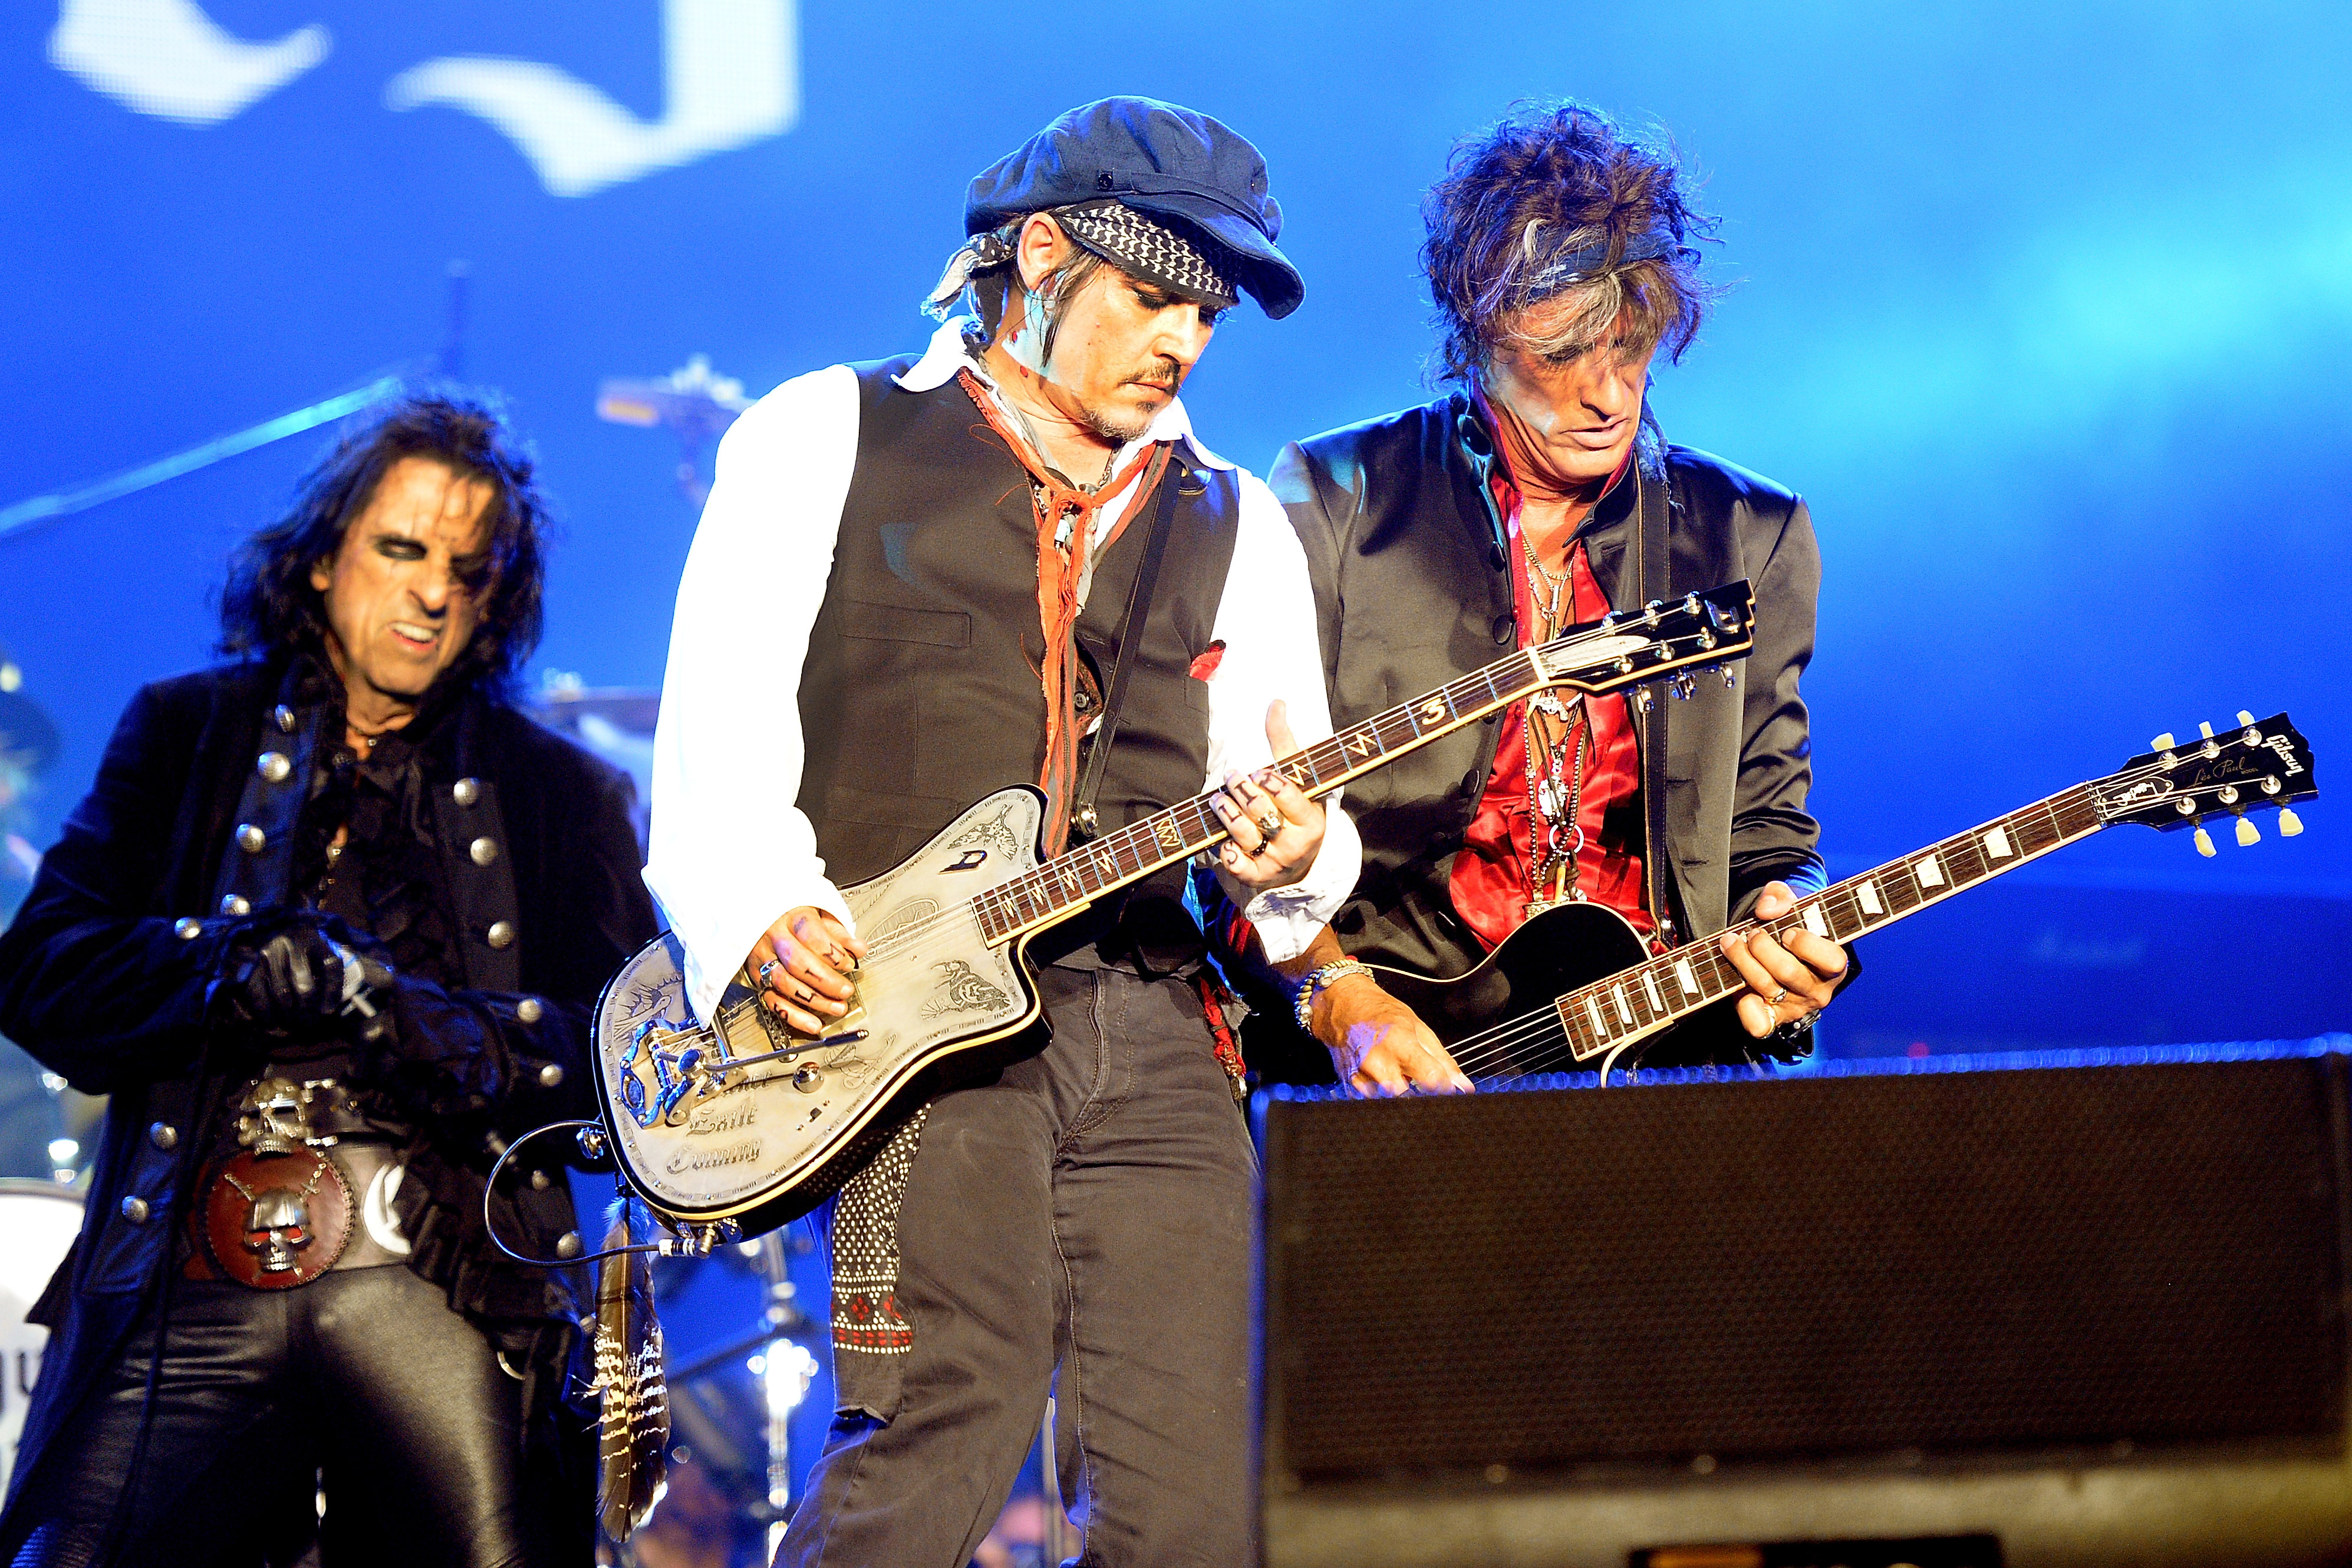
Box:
1857;879;1882;916
1802;904;1828;939
1915;856;1944;890
1984;826;2013;859
1585;995;1609;1037
1674;958;1699;996
1613;985;1632;1025
1641;970;1665;1013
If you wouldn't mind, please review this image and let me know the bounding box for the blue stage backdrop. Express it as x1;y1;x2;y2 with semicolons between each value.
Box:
3;1;2347;1046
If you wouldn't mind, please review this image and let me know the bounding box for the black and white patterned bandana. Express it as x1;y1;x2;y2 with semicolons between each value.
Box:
1053;200;1238;309
921;199;1241;320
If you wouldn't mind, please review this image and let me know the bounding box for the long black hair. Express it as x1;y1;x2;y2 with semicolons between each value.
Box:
218;389;551;696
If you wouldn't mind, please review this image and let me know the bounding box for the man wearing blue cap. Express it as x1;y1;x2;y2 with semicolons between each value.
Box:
1261;101;1853;1093
647;98;1353;1564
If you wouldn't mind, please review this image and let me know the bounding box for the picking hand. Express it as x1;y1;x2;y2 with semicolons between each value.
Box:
1316;974;1474;1097
1211;699;1326;894
750;906;867;1036
1719;880;1848;1039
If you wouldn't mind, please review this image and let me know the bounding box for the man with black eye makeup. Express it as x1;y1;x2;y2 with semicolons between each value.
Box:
0;392;656;1567
647;98;1357;1566
1258;101;1856;1096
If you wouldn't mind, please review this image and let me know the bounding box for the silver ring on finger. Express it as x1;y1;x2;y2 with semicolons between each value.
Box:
759;960;780;984
1251;809;1284;843
1768;987;1790;1006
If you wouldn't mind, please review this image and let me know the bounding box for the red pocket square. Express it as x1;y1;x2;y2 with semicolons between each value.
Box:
1188;640;1226;681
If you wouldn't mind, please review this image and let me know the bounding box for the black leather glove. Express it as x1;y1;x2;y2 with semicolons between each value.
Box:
225;913;395;1037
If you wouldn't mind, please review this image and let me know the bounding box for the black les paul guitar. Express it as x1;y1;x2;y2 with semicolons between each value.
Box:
1373;713;2320;1083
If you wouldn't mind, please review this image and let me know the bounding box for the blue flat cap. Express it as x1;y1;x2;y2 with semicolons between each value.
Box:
967;97;1304;320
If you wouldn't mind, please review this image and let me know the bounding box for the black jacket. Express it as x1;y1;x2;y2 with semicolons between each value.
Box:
0;657;657;1514
1271;396;1837;1065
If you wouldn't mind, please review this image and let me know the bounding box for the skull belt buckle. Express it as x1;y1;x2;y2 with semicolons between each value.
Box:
199;1075;353;1288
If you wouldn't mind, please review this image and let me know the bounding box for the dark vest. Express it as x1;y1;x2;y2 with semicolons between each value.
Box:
792;358;1242;964
1275;396;1834;1065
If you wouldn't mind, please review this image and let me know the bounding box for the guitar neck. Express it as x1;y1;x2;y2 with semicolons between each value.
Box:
976;647;1553;944
1553;780;2112;1061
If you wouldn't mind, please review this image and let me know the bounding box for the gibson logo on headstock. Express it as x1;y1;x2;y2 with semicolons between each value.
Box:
2264;734;2307;776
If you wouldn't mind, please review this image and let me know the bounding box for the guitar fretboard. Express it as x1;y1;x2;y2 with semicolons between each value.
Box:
974;648;1550;943
1550;783;2110;1065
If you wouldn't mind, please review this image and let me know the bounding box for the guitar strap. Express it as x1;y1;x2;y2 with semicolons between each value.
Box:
1633;463;1681;948
1068;449;1187;842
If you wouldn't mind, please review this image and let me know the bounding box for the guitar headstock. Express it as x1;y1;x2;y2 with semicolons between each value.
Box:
1533;581;1757;700
2092;711;2318;852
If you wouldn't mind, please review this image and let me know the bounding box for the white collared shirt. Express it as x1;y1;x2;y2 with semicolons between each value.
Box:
646;317;1358;1020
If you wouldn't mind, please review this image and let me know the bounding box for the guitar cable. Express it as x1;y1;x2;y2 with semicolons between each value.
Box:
482;1118;717;1267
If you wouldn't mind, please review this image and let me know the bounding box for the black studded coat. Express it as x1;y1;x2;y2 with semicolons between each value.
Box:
0;654;657;1518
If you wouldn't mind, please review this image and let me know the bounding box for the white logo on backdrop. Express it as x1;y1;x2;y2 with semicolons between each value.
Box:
46;0;799;197
49;0;329;126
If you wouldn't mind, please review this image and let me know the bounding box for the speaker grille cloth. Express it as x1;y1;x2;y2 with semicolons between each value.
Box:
1262;1061;2348;1477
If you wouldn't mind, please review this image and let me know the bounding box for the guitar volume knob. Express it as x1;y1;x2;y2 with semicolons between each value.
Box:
793;1066;822;1093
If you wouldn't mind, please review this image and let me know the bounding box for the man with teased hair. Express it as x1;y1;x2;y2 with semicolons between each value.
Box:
0;391;657;1564
647;98;1358;1564
1264;101;1853;1095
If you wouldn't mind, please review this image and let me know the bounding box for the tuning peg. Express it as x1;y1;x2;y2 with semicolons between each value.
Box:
1721;667;1736;690
2237;710;2256;726
1634;686;1656;715
2236;816;2261;847
2153;733;2176;750
2193;825;2217;857
2199;721;2215;739
1669;672;1696;701
2280;807;2304;836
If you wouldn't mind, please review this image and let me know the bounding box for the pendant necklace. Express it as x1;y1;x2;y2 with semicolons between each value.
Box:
1520;532;1590;915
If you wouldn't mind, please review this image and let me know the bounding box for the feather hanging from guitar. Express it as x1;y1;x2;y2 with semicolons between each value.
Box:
591;1196;669;1541
584;584;1759;1237
1375;711;2321;1084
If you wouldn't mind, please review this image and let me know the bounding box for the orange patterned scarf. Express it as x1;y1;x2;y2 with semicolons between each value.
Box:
957;368;1172;857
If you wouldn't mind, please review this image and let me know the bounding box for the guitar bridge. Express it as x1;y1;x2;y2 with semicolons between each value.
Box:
617;1017;737;1129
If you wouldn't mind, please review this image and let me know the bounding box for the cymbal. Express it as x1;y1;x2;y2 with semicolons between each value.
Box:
533;687;660;736
0;654;58;777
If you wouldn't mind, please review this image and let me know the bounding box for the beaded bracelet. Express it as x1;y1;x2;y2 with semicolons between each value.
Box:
1293;960;1375;1034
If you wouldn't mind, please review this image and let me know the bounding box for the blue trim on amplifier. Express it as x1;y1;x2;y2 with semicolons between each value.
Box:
1251;1033;2352;1126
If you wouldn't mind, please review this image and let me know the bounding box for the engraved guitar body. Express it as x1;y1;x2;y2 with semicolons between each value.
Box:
591;788;1053;1232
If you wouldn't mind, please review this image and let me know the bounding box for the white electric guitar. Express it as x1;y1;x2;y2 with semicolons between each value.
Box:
589;583;1756;1234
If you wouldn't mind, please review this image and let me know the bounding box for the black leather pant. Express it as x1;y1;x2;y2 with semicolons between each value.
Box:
5;1263;553;1568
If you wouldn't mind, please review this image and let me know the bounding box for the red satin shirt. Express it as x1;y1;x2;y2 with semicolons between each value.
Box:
1447;466;1652;951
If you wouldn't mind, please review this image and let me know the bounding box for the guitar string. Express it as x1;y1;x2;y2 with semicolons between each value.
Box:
612;622;1728;1076
851;602;1790;964
631;740;2271;1086
1440;793;2095;1076
846;616;1730;965
1437;791;2116;1076
1437;755;2271;1078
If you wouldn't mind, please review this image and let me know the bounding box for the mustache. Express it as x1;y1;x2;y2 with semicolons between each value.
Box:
1125;361;1185;393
